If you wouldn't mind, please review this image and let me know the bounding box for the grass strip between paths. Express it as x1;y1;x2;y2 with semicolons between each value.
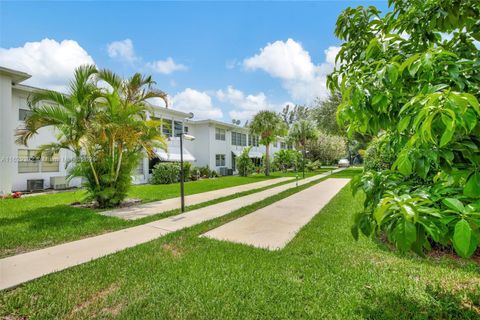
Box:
0;170;329;258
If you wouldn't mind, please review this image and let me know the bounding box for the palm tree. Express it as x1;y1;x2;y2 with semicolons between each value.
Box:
16;65;100;157
16;65;169;207
249;110;287;176
288;120;319;178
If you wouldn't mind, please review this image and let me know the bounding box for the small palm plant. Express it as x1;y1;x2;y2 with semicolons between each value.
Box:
249;110;287;176
17;65;168;208
288;120;319;177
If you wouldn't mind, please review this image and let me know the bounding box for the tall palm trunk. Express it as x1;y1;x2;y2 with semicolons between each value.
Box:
265;143;270;176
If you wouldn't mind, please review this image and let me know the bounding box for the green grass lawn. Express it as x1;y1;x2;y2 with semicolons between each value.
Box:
1;169;478;319
0;170;327;258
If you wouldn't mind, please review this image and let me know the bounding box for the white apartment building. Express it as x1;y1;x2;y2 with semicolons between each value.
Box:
0;66;289;194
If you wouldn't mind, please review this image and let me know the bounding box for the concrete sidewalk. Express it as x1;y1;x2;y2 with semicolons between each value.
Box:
101;177;293;220
0;169;342;290
203;178;350;250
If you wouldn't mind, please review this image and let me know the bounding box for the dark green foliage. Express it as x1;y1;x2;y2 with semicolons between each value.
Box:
331;1;480;258
273;149;301;172
150;162;180;184
198;165;212;178
311;94;343;136
17;66;168;209
236;147;255;177
249;110;288;176
363;134;397;172
280;104;310;127
181;161;192;182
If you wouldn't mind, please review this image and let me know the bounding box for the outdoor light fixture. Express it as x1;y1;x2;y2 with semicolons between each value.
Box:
179;113;195;213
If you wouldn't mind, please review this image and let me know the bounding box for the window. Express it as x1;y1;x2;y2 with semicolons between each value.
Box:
184;126;189;133
232;132;246;146
19;109;33;121
135;159;144;175
215;154;226;166
161;119;172;137
281;142;286;149
18;149;40;173
215;128;226;141
18;149;60;173
41;152;60;172
241;133;246;146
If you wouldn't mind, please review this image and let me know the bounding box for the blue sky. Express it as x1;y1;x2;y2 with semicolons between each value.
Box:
0;0;389;122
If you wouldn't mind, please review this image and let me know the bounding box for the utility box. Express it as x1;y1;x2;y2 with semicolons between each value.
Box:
27;179;44;192
50;176;68;190
219;167;228;176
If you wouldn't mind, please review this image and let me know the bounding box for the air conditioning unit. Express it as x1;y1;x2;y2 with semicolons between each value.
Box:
50;176;68;190
27;179;44;192
227;169;234;176
219;167;229;176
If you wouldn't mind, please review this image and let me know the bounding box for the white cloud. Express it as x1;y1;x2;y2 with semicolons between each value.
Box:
324;46;341;66
243;39;340;103
0;38;95;92
217;85;290;122
171;88;223;120
146;57;187;74
107;38;187;74
244;39;315;81
107;38;136;63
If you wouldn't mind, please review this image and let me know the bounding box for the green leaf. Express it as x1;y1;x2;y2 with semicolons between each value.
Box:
463;109;477;131
464;172;480;198
439;127;454;147
408;60;421;77
397;115;411;132
394;153;412;176
462;92;480;115
359;214;374;237
372;94;388;111
452;219;476;258
442;198;465;213
400;54;420;73
393;219;416;252
386;64;399;84
366;38;380;59
415;158;429;179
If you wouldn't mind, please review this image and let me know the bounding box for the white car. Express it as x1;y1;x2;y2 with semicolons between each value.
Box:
338;158;350;168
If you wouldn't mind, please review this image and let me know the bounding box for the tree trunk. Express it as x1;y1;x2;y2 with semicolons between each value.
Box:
265;143;270;176
302;146;306;179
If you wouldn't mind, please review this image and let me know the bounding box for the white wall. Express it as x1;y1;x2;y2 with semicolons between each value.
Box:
11;89;80;191
0;74;15;195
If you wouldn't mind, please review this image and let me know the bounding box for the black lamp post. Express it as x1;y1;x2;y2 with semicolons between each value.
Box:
179;113;194;213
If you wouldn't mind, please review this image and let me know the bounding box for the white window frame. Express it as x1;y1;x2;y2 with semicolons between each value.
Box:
215;128;226;141
215;154;226;166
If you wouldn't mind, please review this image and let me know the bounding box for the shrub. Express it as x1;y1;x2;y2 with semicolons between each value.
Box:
198;166;211;178
237;147;255;176
190;167;201;181
181;161;192;182
305;160;321;171
307;132;347;165
363;135;396;172
150;162;180;184
331;2;480;258
273;149;301;172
